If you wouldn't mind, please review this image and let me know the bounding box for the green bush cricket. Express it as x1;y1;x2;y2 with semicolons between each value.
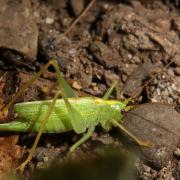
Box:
0;59;151;172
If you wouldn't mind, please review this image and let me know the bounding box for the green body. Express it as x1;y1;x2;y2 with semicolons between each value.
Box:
2;60;144;173
0;97;126;134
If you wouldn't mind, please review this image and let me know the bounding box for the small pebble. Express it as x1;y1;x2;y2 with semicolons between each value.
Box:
72;81;82;90
174;77;180;90
162;89;169;96
142;164;151;173
43;156;49;162
173;56;180;66
36;162;48;169
33;11;39;18
167;69;175;76
174;148;180;157
45;143;52;148
127;53;132;59
174;67;180;75
93;86;99;91
45;17;54;24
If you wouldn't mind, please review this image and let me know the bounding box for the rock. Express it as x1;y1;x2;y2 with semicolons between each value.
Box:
122;62;160;97
47;0;67;10
174;147;180;158
174;67;180;75
0;0;38;61
175;76;180;90
122;103;180;170
89;41;120;68
70;0;85;17
172;53;180;66
45;17;54;24
39;33;93;89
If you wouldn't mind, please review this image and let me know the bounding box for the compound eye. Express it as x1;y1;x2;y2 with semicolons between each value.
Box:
120;109;126;114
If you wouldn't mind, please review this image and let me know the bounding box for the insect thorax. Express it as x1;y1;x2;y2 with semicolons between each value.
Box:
94;99;126;130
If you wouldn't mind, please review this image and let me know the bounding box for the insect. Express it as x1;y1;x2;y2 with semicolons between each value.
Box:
0;59;151;172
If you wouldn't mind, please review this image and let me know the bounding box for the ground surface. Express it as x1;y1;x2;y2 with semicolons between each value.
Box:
0;0;179;179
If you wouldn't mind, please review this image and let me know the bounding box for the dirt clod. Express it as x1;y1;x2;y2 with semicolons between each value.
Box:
122;103;180;170
0;0;38;61
122;61;160;97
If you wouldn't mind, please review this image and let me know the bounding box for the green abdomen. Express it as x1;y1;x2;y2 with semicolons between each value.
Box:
14;97;103;133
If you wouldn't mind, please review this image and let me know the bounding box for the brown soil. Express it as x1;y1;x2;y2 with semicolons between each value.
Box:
0;0;179;179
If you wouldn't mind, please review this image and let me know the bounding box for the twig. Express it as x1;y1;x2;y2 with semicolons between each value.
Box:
63;0;96;36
